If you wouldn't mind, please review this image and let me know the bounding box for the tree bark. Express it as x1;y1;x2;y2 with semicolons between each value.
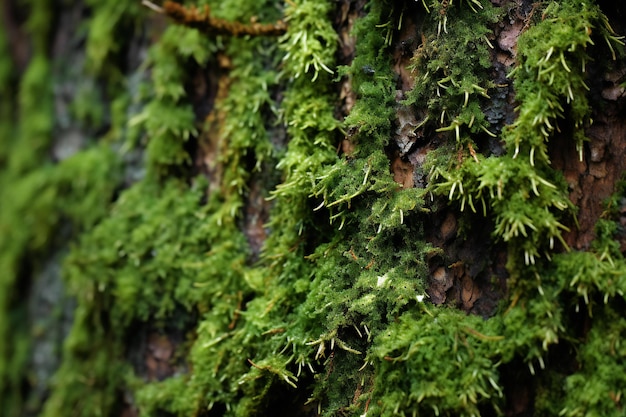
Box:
1;1;625;416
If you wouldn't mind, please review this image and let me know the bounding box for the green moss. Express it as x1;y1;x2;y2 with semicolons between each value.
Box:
370;308;505;416
8;0;54;174
0;2;100;413
428;0;623;266
216;38;279;199
279;0;337;80
0;18;13;166
4;0;626;416
84;1;143;77
0;146;122;416
0;0;144;414
131;1;343;414
136;25;213;175
542;179;626;416
44;176;252;416
559;307;626;417
406;0;501;146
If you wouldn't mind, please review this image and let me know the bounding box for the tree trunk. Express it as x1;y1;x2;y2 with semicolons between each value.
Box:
1;0;625;416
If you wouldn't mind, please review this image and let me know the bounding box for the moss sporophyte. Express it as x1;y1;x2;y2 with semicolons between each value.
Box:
1;0;626;416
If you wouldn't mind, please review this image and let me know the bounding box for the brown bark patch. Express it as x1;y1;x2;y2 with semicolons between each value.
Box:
243;174;271;260
426;207;508;317
392;10;419;93
440;212;458;242
394;96;420;156
428;266;454;304
554;90;626;249
391;155;414;189
145;333;176;381
196;53;231;193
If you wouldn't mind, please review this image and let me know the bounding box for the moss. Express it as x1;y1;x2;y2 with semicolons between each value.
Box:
0;17;14;166
541;179;626;416
136;25;214;175
84;1;143;79
43;176;251;416
370;307;505;416
0;146;122;416
0;0;143;414
405;0;501;146
12;52;53;173
0;2;86;413
279;0;337;80
428;0;623;266
216;36;279;199
559;307;626;417
3;0;626;416
130;1;343;415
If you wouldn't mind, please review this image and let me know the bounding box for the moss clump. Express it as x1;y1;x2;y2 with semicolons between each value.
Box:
131;1;343;414
413;1;626;415
0;1;126;413
0;0;144;414
371;307;505;416
406;0;501;146
528;186;626;416
0;146;123;416
134;25;213;175
84;1;143;79
428;0;623;266
279;0;337;80
43;176;252;416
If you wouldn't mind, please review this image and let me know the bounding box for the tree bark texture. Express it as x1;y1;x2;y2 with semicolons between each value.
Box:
1;1;626;416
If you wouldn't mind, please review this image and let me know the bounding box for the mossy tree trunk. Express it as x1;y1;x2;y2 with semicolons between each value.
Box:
1;1;626;416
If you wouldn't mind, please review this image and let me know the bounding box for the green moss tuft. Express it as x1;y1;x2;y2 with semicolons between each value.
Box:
428;0;623;266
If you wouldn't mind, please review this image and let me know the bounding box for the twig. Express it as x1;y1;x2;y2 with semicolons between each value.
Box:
142;0;287;37
142;0;163;14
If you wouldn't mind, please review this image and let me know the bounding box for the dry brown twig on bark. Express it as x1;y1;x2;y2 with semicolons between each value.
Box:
142;0;287;36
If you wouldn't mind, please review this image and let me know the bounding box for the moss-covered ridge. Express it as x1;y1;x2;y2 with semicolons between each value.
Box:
1;0;625;416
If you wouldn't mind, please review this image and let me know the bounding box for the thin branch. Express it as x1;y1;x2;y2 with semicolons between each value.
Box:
142;0;287;37
142;0;164;14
